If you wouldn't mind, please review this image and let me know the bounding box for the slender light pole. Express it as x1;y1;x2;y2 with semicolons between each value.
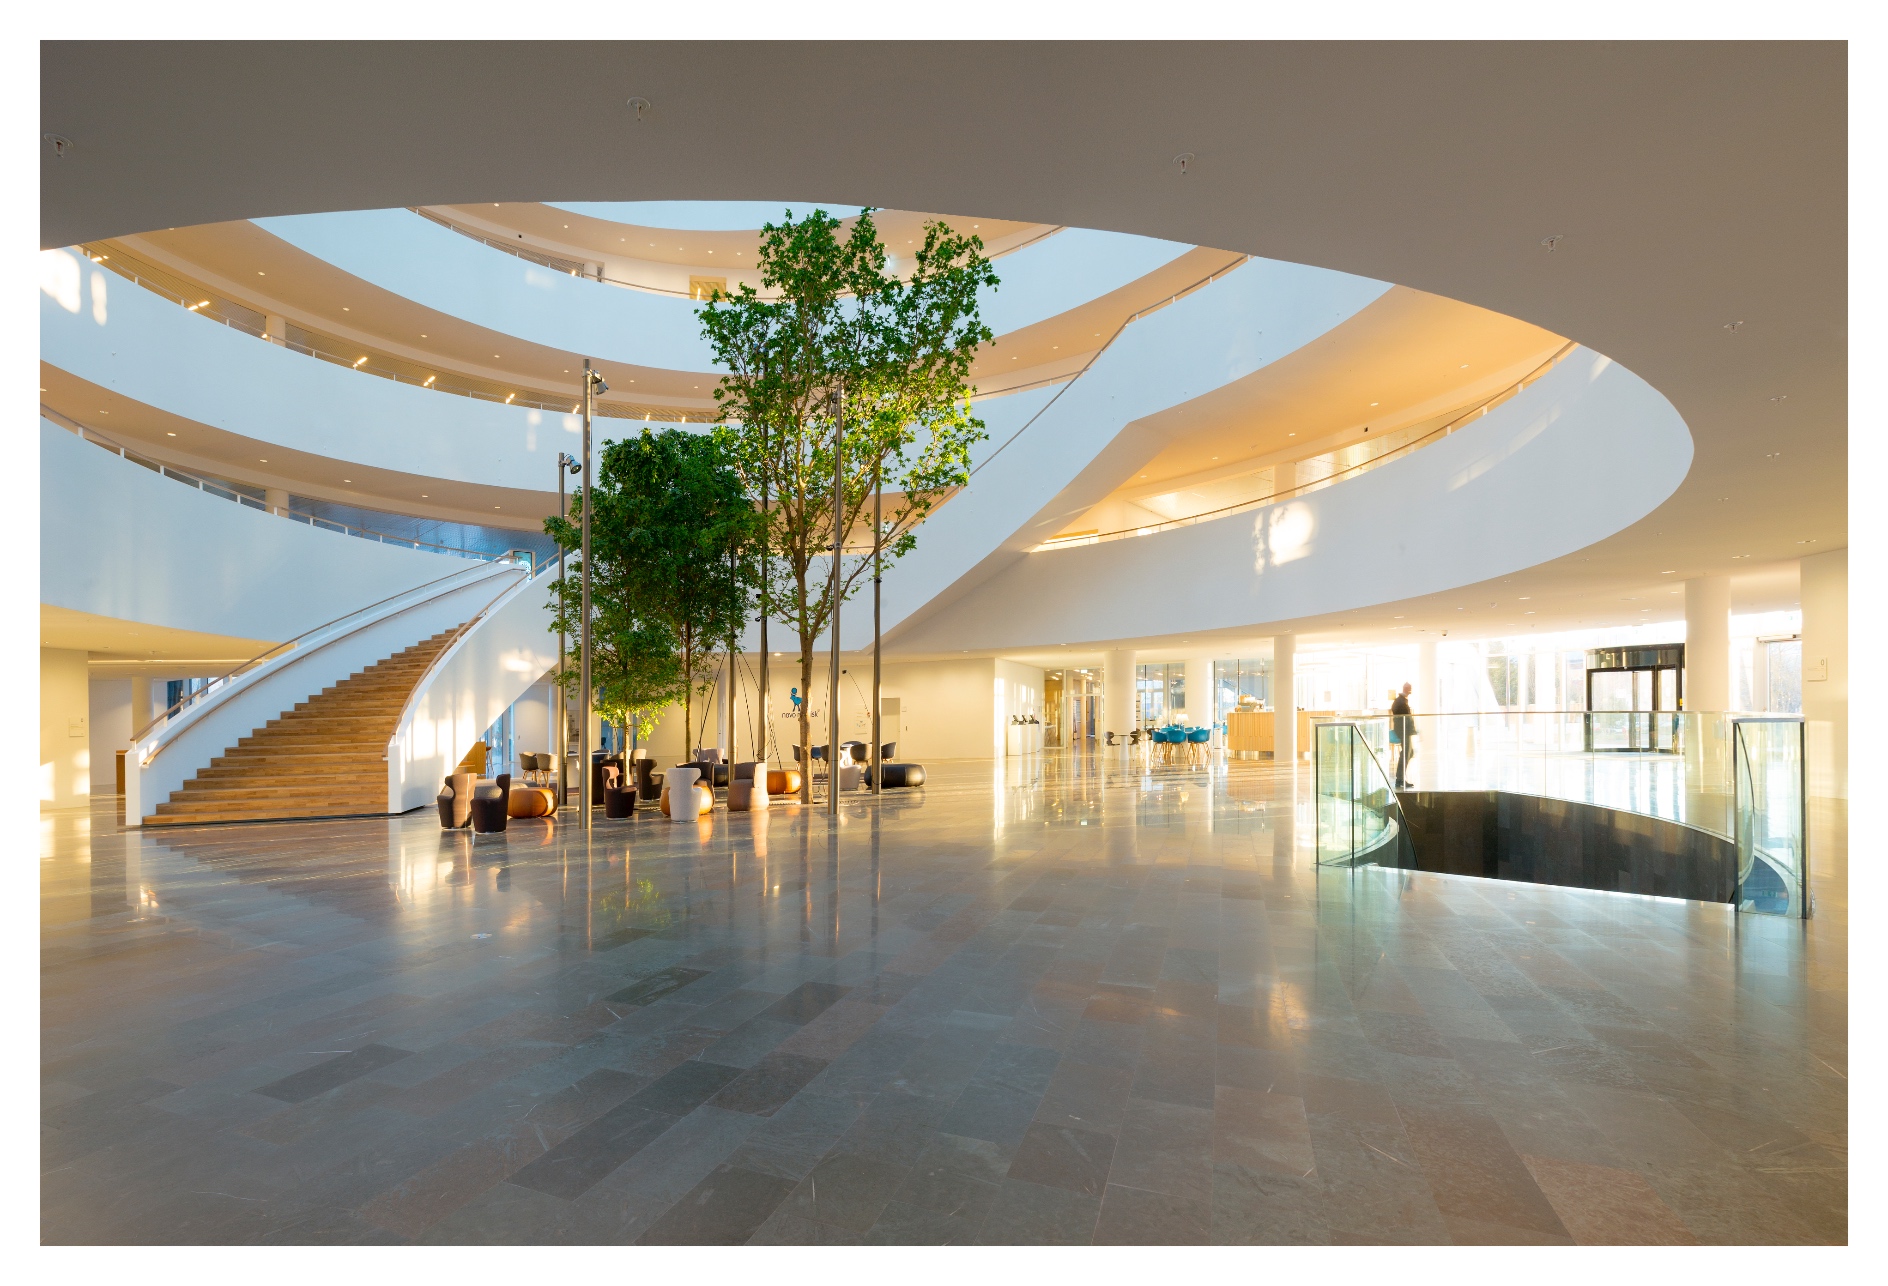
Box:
871;455;883;796
579;359;598;829
556;451;577;810
757;423;770;771
827;386;845;817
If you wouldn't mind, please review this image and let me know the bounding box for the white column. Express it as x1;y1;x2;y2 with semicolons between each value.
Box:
1684;575;1731;711
1102;648;1136;743
1418;640;1439;715
264;313;287;346
1184;656;1214;726
1801;549;1847;800
1273;634;1297;763
264;486;290;517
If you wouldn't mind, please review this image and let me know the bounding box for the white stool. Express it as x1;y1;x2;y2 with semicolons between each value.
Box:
667;766;702;822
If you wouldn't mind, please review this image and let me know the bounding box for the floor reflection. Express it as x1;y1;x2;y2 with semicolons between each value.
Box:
39;755;1845;1246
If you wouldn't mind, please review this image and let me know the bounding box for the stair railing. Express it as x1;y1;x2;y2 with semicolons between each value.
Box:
133;559;529;767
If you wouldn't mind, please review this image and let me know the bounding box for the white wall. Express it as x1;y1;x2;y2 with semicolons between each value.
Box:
88;678;132;791
872;256;1394;652
256;213;1191;369
995;660;1046;757
40;649;90;807
132;564;523;823
1800;547;1847;801
390;568;560;811
893;348;1691;652
42;261;583;489
42;419;476;642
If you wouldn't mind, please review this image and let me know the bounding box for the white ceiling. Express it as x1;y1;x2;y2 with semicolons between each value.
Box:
39;42;1845;655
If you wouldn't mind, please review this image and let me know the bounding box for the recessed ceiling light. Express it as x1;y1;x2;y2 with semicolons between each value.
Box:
257;271;265;276
259;458;267;462
1460;363;1469;369
421;494;429;498
1369;402;1379;407
166;431;176;436
1661;569;1676;574
343;306;349;311
343;479;351;483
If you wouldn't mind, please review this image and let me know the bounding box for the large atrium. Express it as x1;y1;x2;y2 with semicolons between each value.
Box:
31;34;1856;1259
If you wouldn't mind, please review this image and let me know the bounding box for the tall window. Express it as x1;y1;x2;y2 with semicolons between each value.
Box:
1135;663;1185;728
1213;659;1271;721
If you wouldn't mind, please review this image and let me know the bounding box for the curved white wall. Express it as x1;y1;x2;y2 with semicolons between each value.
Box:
128;564;528;825
256;211;1192;369
389;568;560;811
844;256;1396;649
41;418;482;640
893;348;1692;652
43;254;1065;495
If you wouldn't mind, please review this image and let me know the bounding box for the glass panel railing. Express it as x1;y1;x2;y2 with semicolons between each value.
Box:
1733;718;1808;917
1396;710;1736;840
1313;719;1415;869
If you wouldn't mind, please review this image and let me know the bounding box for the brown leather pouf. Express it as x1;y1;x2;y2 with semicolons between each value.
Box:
766;769;802;798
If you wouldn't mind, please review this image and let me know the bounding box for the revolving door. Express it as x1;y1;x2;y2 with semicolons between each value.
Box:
1584;644;1684;752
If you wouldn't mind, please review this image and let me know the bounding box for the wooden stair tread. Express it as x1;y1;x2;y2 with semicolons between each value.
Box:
147;625;469;827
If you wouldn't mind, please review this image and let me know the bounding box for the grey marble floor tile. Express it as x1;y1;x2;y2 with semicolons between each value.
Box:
974;1177;1101;1244
40;764;1845;1244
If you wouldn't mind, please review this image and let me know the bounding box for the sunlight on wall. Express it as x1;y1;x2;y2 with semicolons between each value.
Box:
41;248;81;313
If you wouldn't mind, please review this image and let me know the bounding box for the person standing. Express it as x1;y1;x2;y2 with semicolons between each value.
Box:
1390;683;1414;789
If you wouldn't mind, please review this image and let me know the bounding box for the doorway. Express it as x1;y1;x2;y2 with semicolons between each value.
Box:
1584;644;1684;752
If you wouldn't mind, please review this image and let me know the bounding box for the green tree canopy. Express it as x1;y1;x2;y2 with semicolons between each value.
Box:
545;428;755;752
698;209;995;796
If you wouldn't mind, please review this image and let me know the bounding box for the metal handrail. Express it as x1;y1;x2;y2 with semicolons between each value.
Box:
386;559;558;760
132;561;526;754
44;405;517;564
1034;340;1580;550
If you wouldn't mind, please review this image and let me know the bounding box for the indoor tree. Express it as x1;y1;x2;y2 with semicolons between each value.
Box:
546;427;754;760
698;208;996;802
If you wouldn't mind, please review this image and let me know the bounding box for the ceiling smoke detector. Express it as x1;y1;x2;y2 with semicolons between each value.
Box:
1173;152;1195;175
626;96;651;120
44;133;72;157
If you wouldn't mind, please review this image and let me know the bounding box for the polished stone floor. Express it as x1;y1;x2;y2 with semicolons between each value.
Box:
41;755;1847;1245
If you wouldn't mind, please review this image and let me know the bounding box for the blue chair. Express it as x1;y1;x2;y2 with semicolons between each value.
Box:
1186;726;1211;766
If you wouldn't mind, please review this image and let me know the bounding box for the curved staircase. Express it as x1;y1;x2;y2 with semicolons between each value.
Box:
144;628;460;826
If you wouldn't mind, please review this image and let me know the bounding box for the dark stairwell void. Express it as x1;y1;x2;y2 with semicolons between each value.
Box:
1393;790;1738;904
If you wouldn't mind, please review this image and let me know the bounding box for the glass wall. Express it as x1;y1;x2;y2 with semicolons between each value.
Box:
1213;658;1271;721
1135;663;1184;728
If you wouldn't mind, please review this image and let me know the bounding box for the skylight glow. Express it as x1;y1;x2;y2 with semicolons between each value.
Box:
546;201;866;231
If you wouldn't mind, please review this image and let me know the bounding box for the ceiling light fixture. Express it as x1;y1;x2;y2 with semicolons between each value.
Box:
353;356;367;367
166;431;176;436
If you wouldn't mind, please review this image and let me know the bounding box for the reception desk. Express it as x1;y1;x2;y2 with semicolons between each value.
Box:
1225;710;1275;757
1224;709;1335;759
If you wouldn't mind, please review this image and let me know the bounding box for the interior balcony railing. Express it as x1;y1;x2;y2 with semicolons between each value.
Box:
44;405;535;567
1315;710;1810;917
70;242;713;424
1313;718;1418;869
1031;340;1578;551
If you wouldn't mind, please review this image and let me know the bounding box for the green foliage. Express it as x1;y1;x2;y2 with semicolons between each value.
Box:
697;208;996;782
545;428;756;745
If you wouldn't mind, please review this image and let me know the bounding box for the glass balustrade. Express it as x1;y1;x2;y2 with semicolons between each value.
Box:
1393;710;1737;839
1313;719;1415;869
1733;718;1808;917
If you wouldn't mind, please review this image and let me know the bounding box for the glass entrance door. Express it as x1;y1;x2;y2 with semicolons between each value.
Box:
1586;665;1683;752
